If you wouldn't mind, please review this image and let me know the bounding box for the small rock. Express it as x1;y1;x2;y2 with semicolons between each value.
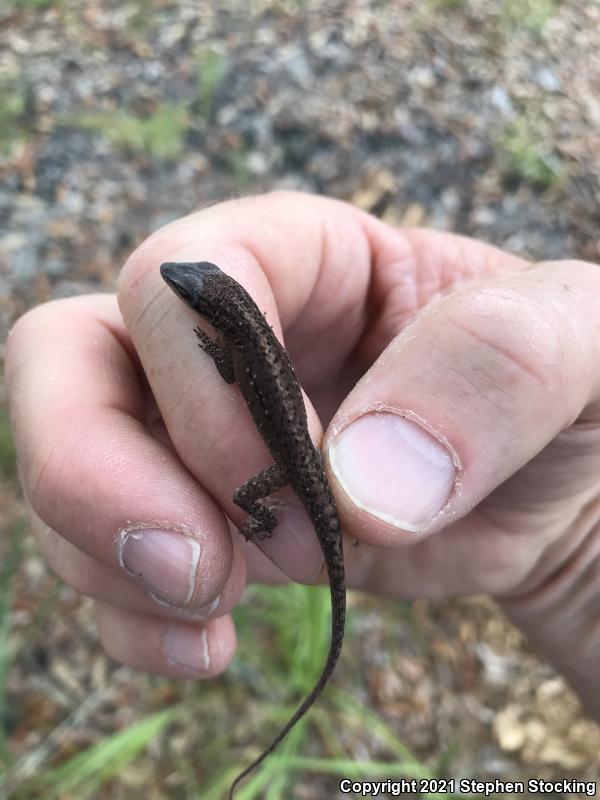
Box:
409;65;436;89
534;66;561;92
246;150;270;175
441;187;460;213
0;232;27;254
473;641;518;685
490;85;514;115
282;49;313;90
494;705;525;751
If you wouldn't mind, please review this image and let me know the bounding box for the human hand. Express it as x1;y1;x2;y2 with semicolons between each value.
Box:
6;192;599;716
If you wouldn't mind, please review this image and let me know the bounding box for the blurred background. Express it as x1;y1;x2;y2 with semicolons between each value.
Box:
0;1;599;798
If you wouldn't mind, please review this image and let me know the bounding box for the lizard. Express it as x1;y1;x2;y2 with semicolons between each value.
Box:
160;260;346;798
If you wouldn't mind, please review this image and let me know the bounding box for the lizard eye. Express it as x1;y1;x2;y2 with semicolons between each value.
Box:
172;286;188;302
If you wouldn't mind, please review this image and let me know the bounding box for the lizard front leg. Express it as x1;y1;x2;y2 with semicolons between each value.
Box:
194;326;235;383
233;463;289;542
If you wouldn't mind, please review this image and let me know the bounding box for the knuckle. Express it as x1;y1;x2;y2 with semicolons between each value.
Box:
5;307;43;372
447;286;565;398
26;414;87;522
6;298;85;381
32;520;92;596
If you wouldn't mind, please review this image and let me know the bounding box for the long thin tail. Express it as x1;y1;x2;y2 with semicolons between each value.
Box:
228;569;346;798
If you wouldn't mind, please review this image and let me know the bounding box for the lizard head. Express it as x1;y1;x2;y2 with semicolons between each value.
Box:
161;260;266;340
160;261;225;319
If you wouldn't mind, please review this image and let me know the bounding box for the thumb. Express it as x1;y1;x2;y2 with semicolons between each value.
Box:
324;259;600;546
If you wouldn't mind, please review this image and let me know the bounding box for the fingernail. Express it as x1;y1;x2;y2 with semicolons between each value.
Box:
329;412;457;532
119;528;201;607
248;505;324;583
164;625;210;672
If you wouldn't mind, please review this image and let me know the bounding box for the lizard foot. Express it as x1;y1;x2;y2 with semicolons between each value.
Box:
240;517;274;542
234;497;277;538
239;503;277;541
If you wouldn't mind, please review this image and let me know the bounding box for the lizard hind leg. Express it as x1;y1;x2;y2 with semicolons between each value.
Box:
233;463;289;542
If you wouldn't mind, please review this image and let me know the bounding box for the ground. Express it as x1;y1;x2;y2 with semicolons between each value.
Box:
0;1;599;798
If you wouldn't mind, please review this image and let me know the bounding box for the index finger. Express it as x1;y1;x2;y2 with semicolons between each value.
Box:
118;192;369;579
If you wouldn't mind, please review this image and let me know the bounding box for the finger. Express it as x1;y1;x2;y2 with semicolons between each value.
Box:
94;601;236;678
6;294;244;612
326;257;600;543
118;194;369;580
28;507;244;622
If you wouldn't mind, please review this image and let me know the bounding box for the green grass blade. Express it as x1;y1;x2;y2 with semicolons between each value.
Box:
38;705;179;795
0;407;17;480
10;704;180;800
330;687;424;765
64;104;189;160
0;519;25;768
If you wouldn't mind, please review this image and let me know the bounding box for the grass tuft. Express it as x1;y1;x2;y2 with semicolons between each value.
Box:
0;407;17;480
498;0;560;35
0;84;30;156
13;705;181;799
197;47;229;120
499;115;563;190
66;104;189;160
6;0;62;10
428;0;467;9
0;520;25;769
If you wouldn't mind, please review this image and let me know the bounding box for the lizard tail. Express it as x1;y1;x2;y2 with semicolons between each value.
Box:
228;574;346;799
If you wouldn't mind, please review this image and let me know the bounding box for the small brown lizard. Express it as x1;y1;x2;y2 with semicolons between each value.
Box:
160;261;346;798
